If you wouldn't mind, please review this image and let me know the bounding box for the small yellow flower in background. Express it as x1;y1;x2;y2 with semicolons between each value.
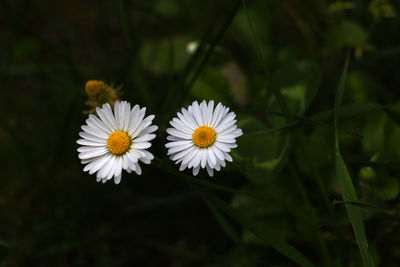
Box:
83;80;120;114
369;0;397;20
165;100;243;177
77;100;158;184
85;80;107;97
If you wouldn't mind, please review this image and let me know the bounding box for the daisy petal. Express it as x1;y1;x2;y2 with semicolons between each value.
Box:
165;100;242;177
77;100;157;184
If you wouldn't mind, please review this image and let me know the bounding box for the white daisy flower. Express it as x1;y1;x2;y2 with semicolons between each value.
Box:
165;100;243;177
77;100;158;184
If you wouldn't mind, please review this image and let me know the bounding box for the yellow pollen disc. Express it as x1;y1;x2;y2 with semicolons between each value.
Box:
85;80;106;97
107;131;131;155
192;126;216;148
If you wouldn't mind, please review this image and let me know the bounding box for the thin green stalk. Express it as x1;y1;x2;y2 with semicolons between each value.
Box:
184;0;242;92
241;0;267;71
181;17;216;82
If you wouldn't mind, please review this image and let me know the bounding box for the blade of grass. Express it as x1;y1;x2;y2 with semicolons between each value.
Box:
333;52;374;267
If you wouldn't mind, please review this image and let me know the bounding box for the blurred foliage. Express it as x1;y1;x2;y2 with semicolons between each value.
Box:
1;0;400;266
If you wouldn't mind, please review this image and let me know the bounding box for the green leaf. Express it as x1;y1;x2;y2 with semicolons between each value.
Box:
387;124;400;158
234;114;293;184
385;102;400;127
362;112;386;154
231;183;317;245
359;167;377;181
348;72;382;102
203;192;316;267
333;53;375;267
267;61;321;118
326;20;371;51
191;66;233;104
154;0;180;17
161;156;316;266
371;176;399;200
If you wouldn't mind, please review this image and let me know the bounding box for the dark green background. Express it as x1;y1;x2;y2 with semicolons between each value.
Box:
1;0;400;266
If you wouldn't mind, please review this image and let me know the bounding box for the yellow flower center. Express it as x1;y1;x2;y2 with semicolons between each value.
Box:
85;80;106;97
107;131;131;155
192;126;216;148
